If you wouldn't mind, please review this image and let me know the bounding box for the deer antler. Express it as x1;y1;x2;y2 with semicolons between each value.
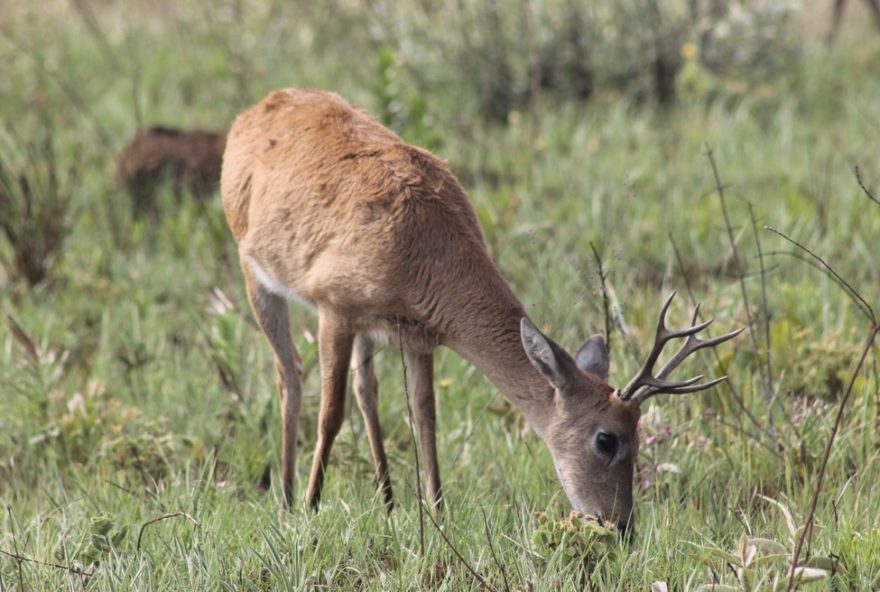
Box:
615;292;742;405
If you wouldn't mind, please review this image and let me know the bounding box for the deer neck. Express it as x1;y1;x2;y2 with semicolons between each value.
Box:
442;274;555;437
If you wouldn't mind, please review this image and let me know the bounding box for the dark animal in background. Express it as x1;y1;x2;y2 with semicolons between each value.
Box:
116;126;226;216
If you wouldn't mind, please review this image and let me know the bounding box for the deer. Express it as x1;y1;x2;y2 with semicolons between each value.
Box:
220;88;741;533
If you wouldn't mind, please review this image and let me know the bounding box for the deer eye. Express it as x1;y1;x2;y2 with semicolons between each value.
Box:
594;431;618;458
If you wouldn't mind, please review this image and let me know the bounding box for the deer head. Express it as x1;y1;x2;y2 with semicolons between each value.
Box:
521;292;741;534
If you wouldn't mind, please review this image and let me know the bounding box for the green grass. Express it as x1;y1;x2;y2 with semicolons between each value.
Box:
1;2;880;590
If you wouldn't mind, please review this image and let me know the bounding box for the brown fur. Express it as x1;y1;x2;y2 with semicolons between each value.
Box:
221;89;641;529
117;126;226;216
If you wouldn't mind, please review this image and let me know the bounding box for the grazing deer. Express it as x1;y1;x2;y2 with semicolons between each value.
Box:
220;89;740;532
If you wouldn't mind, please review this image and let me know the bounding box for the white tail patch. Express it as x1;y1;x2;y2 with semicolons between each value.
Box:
246;256;315;309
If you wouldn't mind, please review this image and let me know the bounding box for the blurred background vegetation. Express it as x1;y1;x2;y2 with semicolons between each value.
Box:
0;0;879;589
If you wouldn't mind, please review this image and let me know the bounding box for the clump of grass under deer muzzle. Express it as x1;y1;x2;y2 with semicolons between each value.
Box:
532;511;619;569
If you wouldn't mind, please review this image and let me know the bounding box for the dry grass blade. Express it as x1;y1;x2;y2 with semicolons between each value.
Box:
136;511;206;552
6;314;39;364
854;166;880;208
704;144;772;399
481;506;512;592
746;201;773;392
589;241;612;355
6;505;25;590
397;319;425;557
0;549;93;578
758;495;797;538
668;234;769;442
420;499;496;592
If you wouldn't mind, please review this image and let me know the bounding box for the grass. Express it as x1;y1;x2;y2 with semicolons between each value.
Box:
1;1;880;589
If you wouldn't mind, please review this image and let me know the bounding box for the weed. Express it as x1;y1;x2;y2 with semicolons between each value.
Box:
0;121;78;286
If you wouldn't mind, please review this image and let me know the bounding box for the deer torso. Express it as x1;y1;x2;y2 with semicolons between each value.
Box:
221;88;520;354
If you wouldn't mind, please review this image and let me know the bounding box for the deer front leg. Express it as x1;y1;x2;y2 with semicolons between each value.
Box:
352;334;394;511
306;308;354;509
405;351;442;512
242;267;303;515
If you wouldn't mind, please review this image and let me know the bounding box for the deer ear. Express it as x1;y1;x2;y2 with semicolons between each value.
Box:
575;334;609;381
520;318;568;389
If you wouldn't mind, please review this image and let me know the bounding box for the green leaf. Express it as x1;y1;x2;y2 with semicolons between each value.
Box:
792;523;822;545
804;556;844;573
751;553;790;567
792;566;830;583
772;567;830;591
748;538;788;555
704;546;743;567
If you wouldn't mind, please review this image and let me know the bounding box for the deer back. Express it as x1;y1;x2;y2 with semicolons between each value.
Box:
220;89;504;341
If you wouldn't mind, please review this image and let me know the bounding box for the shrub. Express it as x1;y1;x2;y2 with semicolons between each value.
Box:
0;120;79;286
364;0;802;120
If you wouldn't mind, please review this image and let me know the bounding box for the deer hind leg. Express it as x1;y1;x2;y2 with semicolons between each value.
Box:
405;351;442;512
306;307;354;509
242;267;303;514
351;334;394;511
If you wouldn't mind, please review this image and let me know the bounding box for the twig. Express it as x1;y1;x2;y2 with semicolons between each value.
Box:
589;242;612;355
6;506;26;591
0;549;93;579
420;500;495;591
705;144;772;399
104;479;141;500
765;228;875;326
786;325;878;592
743;211;794;433
131;447;161;505
6;315;40;365
855;165;880;208
397;319;425;558
746;202;773;392
668;234;770;445
136;511;204;552
481;506;512;592
763;249;873;319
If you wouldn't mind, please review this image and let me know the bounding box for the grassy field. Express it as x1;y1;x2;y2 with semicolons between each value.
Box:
1;1;880;590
